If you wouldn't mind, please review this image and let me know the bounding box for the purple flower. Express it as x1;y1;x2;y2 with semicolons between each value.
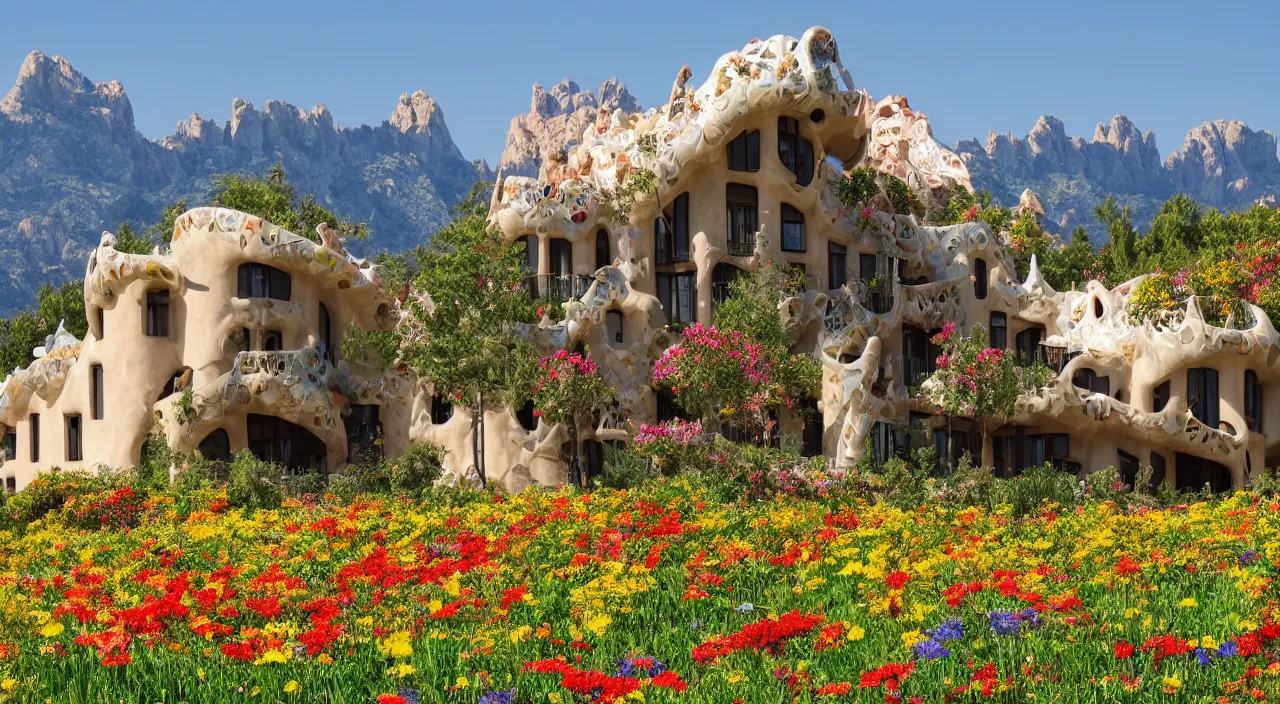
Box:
988;610;1020;636
1195;648;1212;667
1240;549;1260;566
478;689;515;704
1217;640;1238;658
913;638;951;661
931;618;964;642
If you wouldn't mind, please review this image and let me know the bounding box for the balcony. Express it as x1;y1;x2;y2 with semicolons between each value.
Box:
522;274;592;301
727;232;756;257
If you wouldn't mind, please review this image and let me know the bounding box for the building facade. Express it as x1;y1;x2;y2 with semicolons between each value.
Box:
2;27;1276;494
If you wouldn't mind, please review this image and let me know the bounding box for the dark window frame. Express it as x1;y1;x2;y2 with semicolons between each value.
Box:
655;193;690;265
656;271;697;326
606;310;625;345
973;258;988;299
828;242;847;290
725;183;758;257
777;116;814;186
780;203;806;253
319;302;333;364
1245;370;1264;433
145;289;170;337
989;312;1008;349
237;263;292;301
726;130;761;172
65;414;82;462
1187;367;1220;428
29;413;39;463
1153;380;1171;413
595;228;611;270
90;364;104;420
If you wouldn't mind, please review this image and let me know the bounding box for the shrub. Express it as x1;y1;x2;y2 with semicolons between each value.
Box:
1;470;105;531
280;473;327;499
990;463;1079;517
598;444;652;490
328;447;393;502
389;443;445;499
137;428;177;491
63;486;148;530
225;451;283;511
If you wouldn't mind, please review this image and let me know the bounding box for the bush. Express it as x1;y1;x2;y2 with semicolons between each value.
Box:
990;463;1079;517
598;444;652;490
1;470;106;531
280;473;327;500
225;451;283;511
328;448;392;503
137;428;176;491
63;486;148;530
389;443;445;499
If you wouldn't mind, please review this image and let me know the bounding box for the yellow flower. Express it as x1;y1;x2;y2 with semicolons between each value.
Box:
511;625;533;643
548;694;563;704
1162;675;1182;693
901;630;926;649
378;631;414;658
1;679;16;692
390;663;416;678
39;622;64;638
847;625;866;642
1179;598;1198;608
586;614;612;636
455;676;470;688
255;648;290;665
1201;635;1217;650
283;681;301;694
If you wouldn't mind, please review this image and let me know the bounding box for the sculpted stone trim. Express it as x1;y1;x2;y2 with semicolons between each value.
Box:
84;232;184;315
0;322;81;426
171;207;393;327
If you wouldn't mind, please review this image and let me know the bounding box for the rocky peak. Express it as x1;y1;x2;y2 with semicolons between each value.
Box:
1165;119;1280;203
389;90;442;134
1;51;134;134
502;78;642;178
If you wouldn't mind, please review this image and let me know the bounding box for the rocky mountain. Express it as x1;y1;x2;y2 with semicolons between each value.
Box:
0;51;491;315
498;78;641;178
958;115;1280;241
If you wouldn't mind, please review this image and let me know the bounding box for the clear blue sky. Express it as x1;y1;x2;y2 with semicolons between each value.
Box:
4;0;1277;166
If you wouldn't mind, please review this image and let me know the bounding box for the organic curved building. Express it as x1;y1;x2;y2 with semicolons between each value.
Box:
2;27;1275;494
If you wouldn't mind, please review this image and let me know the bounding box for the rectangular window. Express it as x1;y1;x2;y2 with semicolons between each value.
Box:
1118;449;1140;488
725;184;758;257
66;415;82;462
1245;370;1264;433
989;312;1008;349
828;243;847;290
1015;327;1043;366
549;238;572;276
238;264;293;301
781;203;805;252
1187;368;1220;428
90;364;104;420
319;303;333;364
96;308;104;340
655;193;690;265
29;413;39;463
657;272;696;326
145;289;169;337
903;325;939;388
4;477;13;494
3;431;15;462
726;130;760;172
777;117;815;186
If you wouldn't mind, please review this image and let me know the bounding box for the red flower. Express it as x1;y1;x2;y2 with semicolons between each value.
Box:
885;571;910;590
692;611;823;664
1114;641;1134;659
376;696;408;704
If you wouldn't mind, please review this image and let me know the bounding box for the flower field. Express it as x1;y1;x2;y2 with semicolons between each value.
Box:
2;481;1280;703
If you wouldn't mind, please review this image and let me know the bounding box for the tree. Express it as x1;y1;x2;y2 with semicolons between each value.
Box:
529;349;615;488
0;282;86;374
397;182;539;486
1040;227;1098;290
113;222;157;255
1095;196;1140;281
921;323;1050;471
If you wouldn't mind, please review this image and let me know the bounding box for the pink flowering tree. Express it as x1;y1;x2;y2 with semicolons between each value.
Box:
531;349;615;487
632;419;714;476
653;323;802;443
920;323;1050;470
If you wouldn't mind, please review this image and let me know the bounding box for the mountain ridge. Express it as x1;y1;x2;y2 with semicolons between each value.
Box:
0;50;491;315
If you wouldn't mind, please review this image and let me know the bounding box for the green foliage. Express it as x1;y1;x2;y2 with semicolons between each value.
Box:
609;168;657;223
225;451;283;511
339;246;420;367
0;281;87;374
989;463;1081;518
1039;227;1099;290
112;222;157;255
883;175;919;216
136;428;177;491
834;168;878;210
389;443;446;499
598;443;653;490
202;163;367;244
398;183;540;417
0;470;105;532
528;349;615;438
150;199;189;245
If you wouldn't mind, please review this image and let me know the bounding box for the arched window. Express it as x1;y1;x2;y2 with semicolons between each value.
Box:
973;258;988;300
237;263;291;301
655;193;690;265
1072;368;1110;396
1094;297;1104;318
516;400;538;431
595;229;611;270
777;117;814;186
198;429;232;463
606;310;625;346
1187;368;1220;428
319;302;333;364
430;392;454;425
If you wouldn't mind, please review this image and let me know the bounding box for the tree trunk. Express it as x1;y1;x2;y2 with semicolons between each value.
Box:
473;391;487;488
946;415;953;473
569;422;582;489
